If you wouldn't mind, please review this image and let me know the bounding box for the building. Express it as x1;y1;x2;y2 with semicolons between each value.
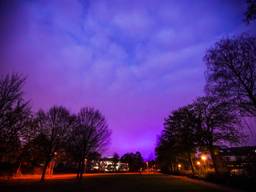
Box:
220;146;256;176
89;158;129;172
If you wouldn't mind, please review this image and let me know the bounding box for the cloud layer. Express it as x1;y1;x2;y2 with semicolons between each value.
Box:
1;0;255;159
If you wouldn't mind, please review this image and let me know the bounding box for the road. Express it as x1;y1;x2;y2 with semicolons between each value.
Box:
0;173;240;192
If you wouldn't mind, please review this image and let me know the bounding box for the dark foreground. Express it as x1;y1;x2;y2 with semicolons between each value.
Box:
0;173;239;192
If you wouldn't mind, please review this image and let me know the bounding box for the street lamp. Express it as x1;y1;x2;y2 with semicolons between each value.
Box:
201;154;207;161
196;161;202;175
200;155;207;174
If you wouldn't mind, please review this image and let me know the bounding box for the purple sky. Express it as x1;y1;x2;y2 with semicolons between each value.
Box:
1;0;256;159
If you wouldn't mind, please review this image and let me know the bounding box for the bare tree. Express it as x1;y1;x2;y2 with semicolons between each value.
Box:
67;107;111;180
35;106;72;182
205;35;256;117
0;74;30;164
192;96;241;174
15;115;41;176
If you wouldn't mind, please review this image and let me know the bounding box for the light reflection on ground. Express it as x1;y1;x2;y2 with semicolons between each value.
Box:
11;172;159;180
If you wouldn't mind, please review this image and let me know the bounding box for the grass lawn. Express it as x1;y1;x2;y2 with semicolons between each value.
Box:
0;173;238;192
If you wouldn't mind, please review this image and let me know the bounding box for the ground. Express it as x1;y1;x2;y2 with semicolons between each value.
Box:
0;173;239;192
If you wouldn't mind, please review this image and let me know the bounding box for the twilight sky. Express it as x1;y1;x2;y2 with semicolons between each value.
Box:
0;0;256;159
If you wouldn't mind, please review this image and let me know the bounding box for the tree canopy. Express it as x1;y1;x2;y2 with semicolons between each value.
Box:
67;107;111;179
205;35;256;117
121;152;144;172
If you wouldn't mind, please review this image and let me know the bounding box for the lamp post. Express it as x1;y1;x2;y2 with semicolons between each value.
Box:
178;164;182;172
201;154;207;162
200;155;207;175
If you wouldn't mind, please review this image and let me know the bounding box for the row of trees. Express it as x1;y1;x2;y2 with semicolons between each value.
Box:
156;96;241;174
0;74;111;181
156;34;256;175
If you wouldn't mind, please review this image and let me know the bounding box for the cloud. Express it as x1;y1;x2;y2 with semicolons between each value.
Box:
0;0;255;158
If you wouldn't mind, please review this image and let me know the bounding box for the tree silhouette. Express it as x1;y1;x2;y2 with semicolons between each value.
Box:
205;35;256;117
121;152;144;172
156;131;179;173
192;96;241;174
67;107;111;180
156;97;241;175
0;74;30;165
167;106;199;175
35;106;72;182
156;106;199;175
245;0;256;23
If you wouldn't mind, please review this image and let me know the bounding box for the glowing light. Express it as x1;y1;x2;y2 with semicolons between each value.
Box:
201;155;207;161
178;164;181;168
196;161;201;165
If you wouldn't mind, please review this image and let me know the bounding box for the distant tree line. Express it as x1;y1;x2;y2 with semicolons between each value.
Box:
156;34;256;176
104;152;145;172
120;152;144;172
0;74;111;182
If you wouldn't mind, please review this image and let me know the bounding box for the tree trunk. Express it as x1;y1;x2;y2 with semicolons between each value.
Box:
169;162;173;173
15;153;24;176
209;147;219;175
41;158;51;182
15;162;22;176
79;160;86;180
76;161;82;179
187;153;195;176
